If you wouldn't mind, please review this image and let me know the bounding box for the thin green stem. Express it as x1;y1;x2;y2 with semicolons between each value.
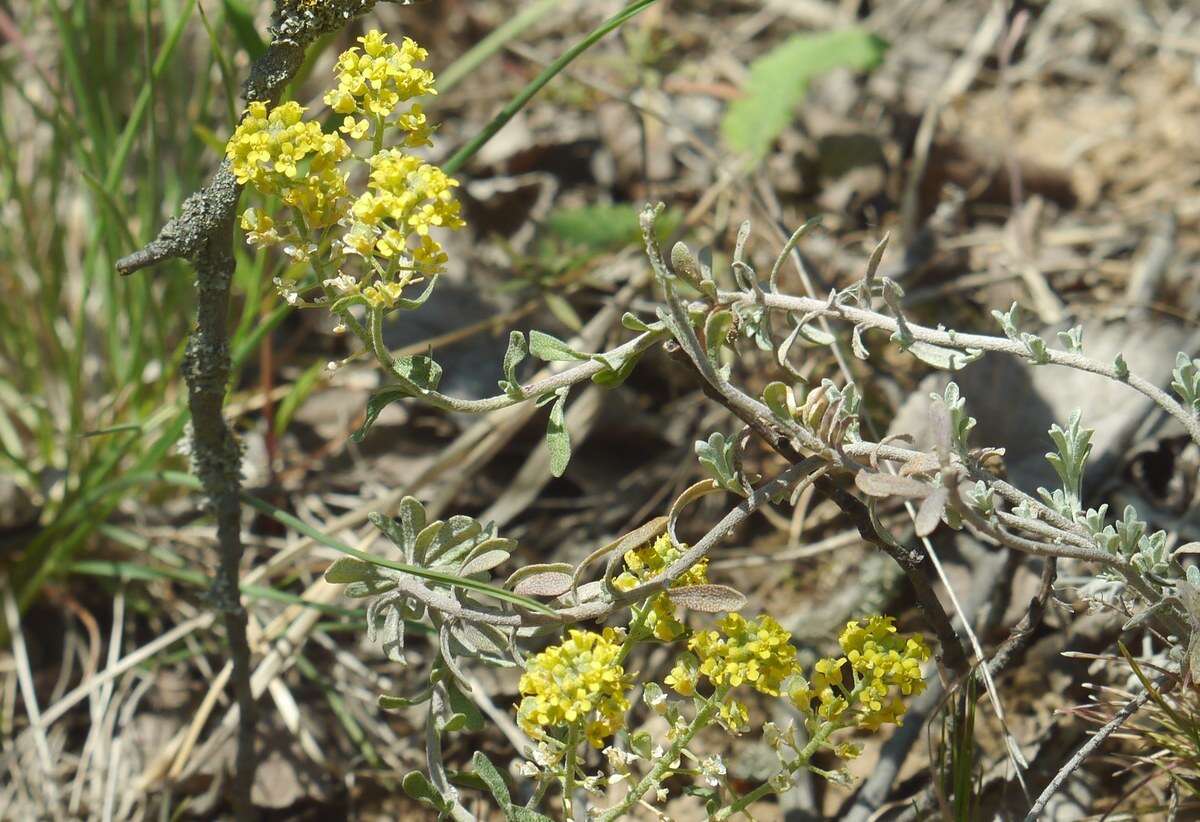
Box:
616;603;653;666
526;776;552;810
597;689;726;822
714;720;837;820
368;328;666;414
442;0;662;175
563;724;579;817
372;113;385;155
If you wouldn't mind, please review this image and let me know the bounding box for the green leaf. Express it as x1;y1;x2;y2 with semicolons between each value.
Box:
393;352;444;389
704;309;734;368
762;381;797;424
546;389;571;477
499;330;528;399
590;348;644;389
402;771;449;812
352;354;443;441
238;493;556;615
621;312;661;333
722;30;888;162
379;688;433;710
509;808;555;822
695;432;743;495
324;557;375;584
529;330;589;362
472;752;512;809
446;680;486;733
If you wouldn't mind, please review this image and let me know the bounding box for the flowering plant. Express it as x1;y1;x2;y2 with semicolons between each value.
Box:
227;29;462;334
221;22;1200;822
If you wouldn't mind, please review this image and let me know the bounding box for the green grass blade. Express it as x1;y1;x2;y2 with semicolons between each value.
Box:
443;0;662;175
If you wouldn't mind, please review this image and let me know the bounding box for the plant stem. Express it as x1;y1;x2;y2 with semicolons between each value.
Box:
714;720;836;820
563;724;579;818
183;178;257;822
597;690;725;822
527;775;552;810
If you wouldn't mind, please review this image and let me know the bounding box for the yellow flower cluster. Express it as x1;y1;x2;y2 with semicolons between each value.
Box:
614;534;709;641
841;615;930;730
517;628;633;749
325;30;436;147
226;30;464;313
789;616;929;731
342;148;463;281
227;101;351;228
671;613;799;696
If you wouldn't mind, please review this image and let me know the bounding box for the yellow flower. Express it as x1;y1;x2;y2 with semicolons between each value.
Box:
517;628;633;749
411;235;449;272
614;534;709;642
665;652;699;696
323;30;436;125
688;612;800;696
339;115;370;140
228;31;464;303
810;656;846;693
717;697;750;733
225;101;350;227
834;742;862;761
838;616;930;730
239;207;279;247
339;148;463;275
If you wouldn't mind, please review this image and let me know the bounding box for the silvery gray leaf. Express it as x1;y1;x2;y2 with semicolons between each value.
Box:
345;577;398;598
381;604;406;663
904;340;983;371
325;557;377;585
505;562;575;592
899;452;940;477
412;521;443;565
399;496;427;553
929;402;952;465
460;549;510;577
566;580;608;605
855;470;931;499
915;487;949;537
426;515;484;566
666;584;747;613
451;622;513;663
512;570;575;598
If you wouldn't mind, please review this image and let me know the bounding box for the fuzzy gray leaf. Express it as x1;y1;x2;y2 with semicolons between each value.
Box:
529;330;588;362
506;563;575;597
513;571;574;598
381;604;406;663
904;341;983;371
343;577;398;598
460;549;510;577
324;557;375;584
546;389;571;477
402;771;449;812
472;752;512;809
914;487;949;537
666;584;747;613
855;470;931;499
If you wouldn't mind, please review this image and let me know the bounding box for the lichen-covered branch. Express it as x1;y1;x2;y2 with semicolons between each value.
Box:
114;4;386;817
